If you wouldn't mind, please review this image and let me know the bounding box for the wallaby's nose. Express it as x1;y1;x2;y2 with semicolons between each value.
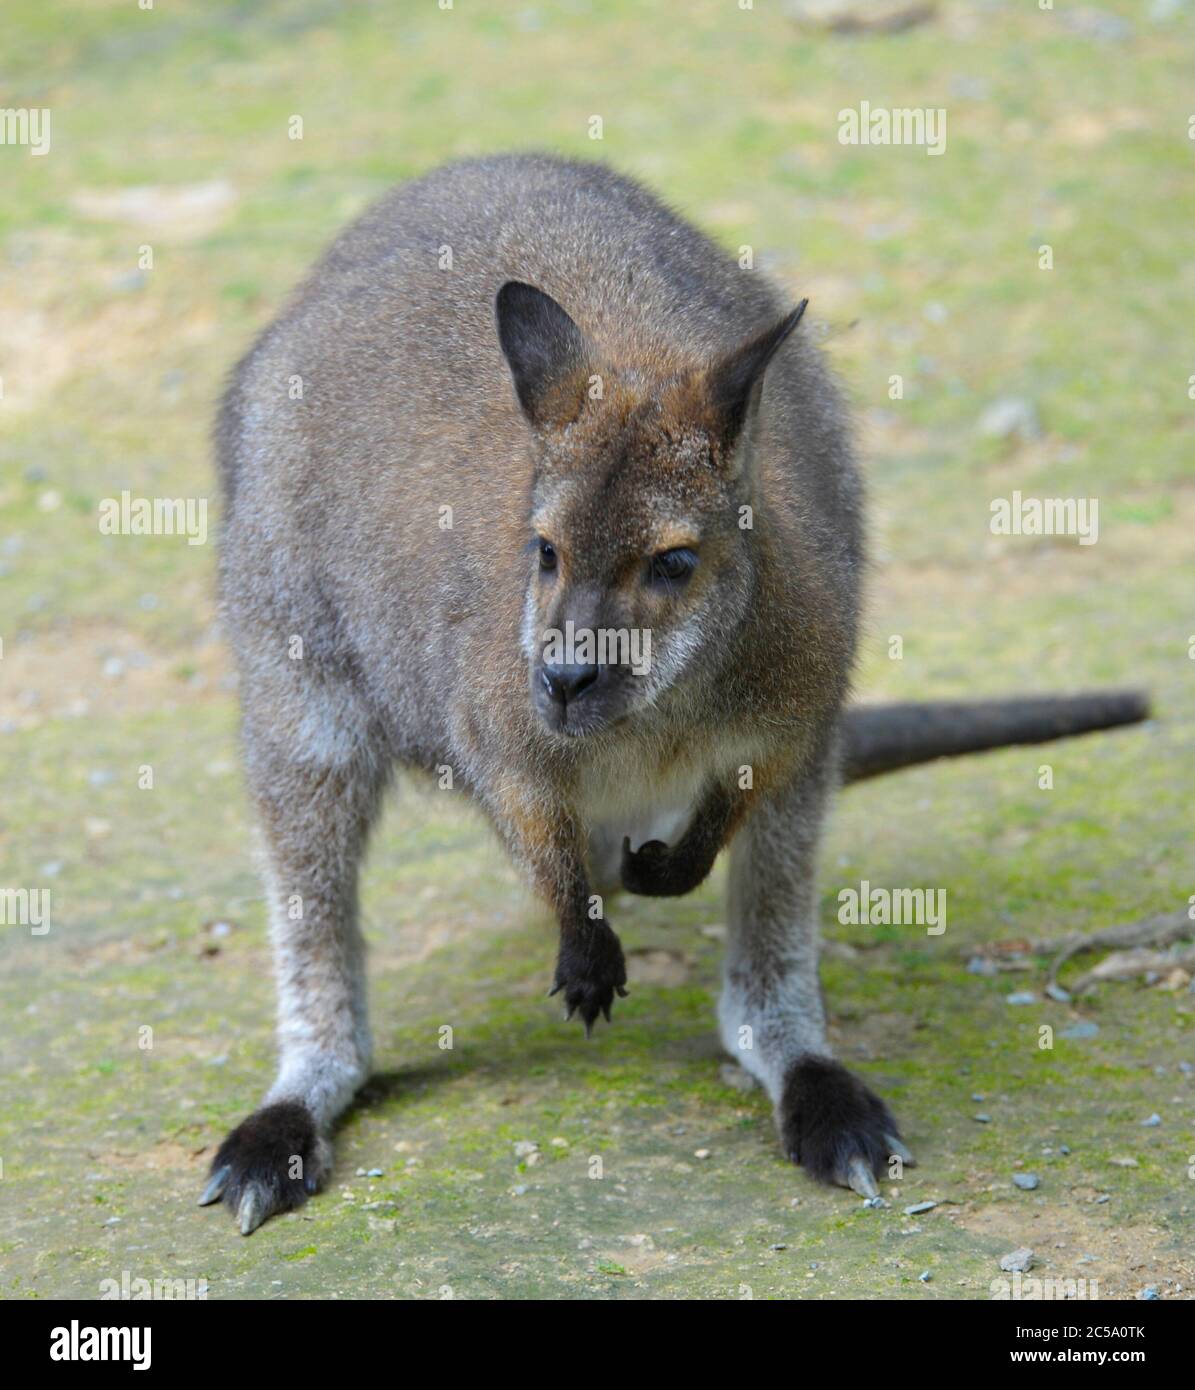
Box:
542;662;600;706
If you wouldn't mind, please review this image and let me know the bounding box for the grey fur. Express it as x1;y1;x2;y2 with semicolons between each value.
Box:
208;155;1137;1231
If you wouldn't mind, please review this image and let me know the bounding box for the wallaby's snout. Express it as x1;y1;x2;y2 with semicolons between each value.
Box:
534;658;608;737
541;662;599;705
528;607;647;738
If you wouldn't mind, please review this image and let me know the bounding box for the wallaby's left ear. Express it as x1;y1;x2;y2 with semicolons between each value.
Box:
495;280;594;429
705;298;809;453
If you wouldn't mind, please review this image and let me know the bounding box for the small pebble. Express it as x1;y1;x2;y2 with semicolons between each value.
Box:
1137;1285;1161;1301
719;1062;758;1093
1061;1021;1100;1040
862;1196;888;1210
513;1140;538;1158
110;269;147;292
1045;982;1072;1003
1005;991;1036;1006
978;396;1041;442
1140;1113;1161;1127
904;1200;937;1216
1013;1172;1040;1191
999;1247;1035;1274
1060;1144;1071;1155
974;1113;992;1124
918;1270;931;1283
971;1093;984;1102
1095;1195;1111;1205
694;1148;711;1160
366;1168;384;1178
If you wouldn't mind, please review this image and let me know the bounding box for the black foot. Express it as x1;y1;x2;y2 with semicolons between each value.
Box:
550;924;628;1034
620;837;697;896
199;1101;330;1234
779;1055;914;1197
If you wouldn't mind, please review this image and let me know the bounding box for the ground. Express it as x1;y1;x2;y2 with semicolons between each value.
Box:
1;0;1192;1300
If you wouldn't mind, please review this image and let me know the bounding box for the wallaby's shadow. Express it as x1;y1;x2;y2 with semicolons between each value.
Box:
338;1021;727;1131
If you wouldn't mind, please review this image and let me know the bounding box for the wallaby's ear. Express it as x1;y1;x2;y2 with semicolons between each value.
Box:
496;281;593;429
705;298;808;452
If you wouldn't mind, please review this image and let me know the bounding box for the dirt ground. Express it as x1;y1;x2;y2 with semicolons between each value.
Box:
1;0;1192;1299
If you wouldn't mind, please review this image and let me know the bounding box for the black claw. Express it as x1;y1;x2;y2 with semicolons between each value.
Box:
550;923;628;1032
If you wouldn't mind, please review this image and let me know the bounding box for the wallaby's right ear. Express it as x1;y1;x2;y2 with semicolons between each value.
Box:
496;281;593;429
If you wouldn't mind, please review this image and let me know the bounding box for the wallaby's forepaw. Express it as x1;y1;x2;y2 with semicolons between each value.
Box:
620;836;708;897
199;1101;330;1235
550;925;628;1035
778;1055;913;1198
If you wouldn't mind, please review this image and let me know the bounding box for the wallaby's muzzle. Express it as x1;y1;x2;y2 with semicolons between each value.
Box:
530;654;627;737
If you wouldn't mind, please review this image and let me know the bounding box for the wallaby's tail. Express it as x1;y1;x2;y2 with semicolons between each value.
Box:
841;691;1150;784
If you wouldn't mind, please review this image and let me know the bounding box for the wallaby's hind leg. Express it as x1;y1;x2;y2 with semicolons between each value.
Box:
200;717;386;1234
718;750;912;1197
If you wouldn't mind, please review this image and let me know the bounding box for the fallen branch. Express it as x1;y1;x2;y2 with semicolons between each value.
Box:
1031;908;1194;989
1069;944;1195;996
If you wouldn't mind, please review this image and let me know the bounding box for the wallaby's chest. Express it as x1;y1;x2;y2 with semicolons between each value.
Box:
575;729;761;892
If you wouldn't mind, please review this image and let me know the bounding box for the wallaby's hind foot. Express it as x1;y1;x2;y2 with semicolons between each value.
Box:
200;1102;331;1235
778;1055;912;1199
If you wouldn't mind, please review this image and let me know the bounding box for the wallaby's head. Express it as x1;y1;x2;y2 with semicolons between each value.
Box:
496;280;806;739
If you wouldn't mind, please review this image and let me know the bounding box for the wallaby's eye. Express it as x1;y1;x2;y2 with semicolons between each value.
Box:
648;547;697;586
538;539;558;573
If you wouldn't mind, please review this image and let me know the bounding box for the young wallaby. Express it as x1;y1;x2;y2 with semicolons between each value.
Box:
206;154;1146;1234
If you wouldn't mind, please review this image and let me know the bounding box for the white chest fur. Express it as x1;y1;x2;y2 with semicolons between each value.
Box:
576;733;757;891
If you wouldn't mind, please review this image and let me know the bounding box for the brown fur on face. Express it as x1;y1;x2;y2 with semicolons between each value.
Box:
521;372;760;737
500;277;805;741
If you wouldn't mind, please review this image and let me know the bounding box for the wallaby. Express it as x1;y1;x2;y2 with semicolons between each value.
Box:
205;154;1146;1234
